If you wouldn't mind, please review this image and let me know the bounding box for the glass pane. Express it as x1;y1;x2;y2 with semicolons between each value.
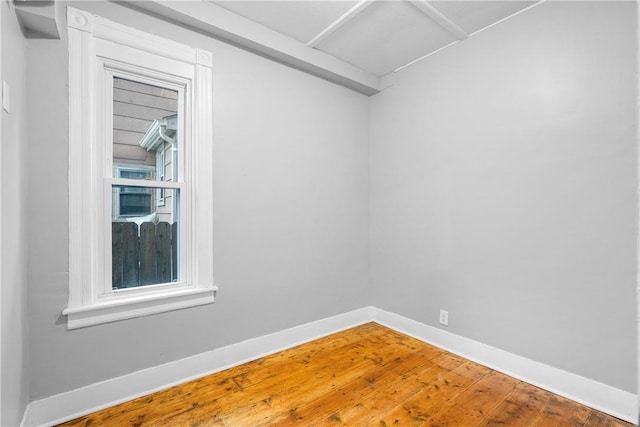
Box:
112;186;180;289
119;192;153;217
113;77;178;182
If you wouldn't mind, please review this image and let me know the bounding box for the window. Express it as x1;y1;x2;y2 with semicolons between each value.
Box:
64;7;215;329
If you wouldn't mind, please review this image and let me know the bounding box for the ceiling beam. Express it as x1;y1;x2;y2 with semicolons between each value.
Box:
468;0;547;36
306;0;375;48
409;1;469;40
13;0;61;39
115;0;381;96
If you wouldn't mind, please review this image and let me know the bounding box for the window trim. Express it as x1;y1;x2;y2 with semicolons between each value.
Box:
64;7;216;330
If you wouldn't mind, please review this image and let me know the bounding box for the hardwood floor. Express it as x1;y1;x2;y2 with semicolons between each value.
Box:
58;323;633;427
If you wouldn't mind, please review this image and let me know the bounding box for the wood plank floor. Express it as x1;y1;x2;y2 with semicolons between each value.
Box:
58;323;633;427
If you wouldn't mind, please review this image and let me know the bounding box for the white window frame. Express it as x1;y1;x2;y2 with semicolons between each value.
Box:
63;7;216;330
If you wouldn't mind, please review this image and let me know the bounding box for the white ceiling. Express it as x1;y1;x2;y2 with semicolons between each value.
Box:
212;0;540;77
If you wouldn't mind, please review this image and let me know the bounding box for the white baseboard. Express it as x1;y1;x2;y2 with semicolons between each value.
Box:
21;306;638;426
21;306;376;427
373;308;638;424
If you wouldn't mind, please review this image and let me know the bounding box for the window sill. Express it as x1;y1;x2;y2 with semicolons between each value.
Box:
62;286;217;330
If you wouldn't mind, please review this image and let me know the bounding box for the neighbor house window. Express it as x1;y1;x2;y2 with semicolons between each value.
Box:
113;164;155;218
64;7;215;329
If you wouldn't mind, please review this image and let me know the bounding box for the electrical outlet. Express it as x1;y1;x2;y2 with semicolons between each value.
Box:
439;309;449;326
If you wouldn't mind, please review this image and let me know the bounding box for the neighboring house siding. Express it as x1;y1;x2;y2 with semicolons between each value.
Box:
113;77;177;166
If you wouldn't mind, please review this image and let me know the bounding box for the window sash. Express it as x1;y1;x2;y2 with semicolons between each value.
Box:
108;178;183;190
104;67;188;182
105;181;186;296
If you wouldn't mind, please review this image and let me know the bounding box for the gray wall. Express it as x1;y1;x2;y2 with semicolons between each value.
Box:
370;1;637;392
27;1;370;400
1;2;30;425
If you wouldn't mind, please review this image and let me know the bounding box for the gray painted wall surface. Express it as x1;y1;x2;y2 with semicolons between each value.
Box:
1;2;30;425
27;1;370;399
370;1;637;392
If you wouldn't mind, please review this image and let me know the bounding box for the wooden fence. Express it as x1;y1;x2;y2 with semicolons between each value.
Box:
112;221;178;289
